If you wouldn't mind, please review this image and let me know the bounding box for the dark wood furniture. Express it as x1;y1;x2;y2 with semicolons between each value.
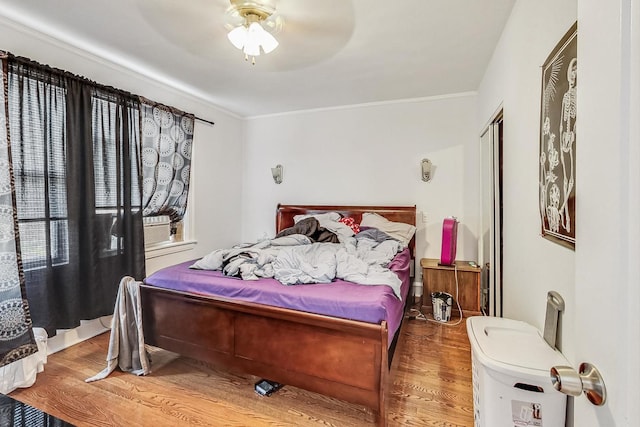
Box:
420;258;482;317
141;204;416;426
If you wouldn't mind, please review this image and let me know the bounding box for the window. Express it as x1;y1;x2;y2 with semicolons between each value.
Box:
9;73;69;270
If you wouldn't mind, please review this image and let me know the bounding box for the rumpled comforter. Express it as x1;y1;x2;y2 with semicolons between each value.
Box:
191;232;405;299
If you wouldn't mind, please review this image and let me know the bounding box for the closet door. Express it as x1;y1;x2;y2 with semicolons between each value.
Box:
479;114;503;317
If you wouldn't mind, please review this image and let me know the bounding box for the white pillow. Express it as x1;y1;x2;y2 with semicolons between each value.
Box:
294;212;354;238
294;212;341;225
360;212;416;246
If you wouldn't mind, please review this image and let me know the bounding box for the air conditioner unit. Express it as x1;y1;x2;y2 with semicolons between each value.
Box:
143;215;171;247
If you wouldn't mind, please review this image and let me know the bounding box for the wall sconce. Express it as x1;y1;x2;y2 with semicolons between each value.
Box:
421;158;433;182
271;164;283;184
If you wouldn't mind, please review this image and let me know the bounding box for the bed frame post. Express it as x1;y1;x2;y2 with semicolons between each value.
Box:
378;321;389;427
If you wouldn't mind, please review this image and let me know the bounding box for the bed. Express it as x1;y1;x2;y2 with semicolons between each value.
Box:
140;204;416;426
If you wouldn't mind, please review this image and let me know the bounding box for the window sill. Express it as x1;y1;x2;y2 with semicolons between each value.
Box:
145;239;197;259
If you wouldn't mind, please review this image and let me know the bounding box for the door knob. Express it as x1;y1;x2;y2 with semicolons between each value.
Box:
550;363;606;406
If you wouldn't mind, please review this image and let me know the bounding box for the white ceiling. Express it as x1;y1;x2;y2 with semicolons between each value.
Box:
0;0;515;118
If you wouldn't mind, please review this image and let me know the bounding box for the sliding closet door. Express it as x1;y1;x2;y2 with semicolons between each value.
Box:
479;114;503;317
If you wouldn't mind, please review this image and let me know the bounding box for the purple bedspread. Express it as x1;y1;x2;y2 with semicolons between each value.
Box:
144;248;412;343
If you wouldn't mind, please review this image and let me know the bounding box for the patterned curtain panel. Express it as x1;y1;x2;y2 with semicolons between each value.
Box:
0;56;37;367
140;100;194;226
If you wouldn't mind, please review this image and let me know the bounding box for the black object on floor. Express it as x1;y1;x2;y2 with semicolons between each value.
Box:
0;394;75;427
254;379;284;396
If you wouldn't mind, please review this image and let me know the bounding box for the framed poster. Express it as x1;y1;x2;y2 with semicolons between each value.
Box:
539;22;577;249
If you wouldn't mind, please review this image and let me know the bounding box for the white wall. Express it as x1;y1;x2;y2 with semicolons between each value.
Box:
0;16;245;275
241;94;481;289
477;0;577;347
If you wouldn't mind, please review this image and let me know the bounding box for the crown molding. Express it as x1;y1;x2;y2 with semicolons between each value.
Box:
247;91;478;120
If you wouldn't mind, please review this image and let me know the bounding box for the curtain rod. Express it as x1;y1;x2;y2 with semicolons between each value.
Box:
195;116;215;126
139;96;215;126
3;52;217;128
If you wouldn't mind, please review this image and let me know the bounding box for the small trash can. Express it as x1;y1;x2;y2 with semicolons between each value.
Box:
431;291;452;322
467;316;569;427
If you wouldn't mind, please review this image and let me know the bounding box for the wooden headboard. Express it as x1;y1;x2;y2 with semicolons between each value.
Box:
276;204;417;258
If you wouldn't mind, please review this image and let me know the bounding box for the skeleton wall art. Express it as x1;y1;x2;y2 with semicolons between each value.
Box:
539;23;577;249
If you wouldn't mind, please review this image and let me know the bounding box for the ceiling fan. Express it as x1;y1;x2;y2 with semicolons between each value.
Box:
136;0;355;71
224;0;285;64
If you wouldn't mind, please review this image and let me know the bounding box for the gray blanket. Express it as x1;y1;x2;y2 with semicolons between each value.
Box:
85;276;150;382
192;234;405;299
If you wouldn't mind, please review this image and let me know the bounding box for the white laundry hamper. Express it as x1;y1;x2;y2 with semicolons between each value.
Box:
467;316;569;427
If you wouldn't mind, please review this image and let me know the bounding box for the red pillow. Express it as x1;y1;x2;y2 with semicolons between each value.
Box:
339;217;360;234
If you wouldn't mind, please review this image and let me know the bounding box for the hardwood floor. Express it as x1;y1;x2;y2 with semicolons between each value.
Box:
8;317;474;426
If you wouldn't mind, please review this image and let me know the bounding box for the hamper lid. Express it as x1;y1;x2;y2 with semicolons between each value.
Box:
467;316;569;376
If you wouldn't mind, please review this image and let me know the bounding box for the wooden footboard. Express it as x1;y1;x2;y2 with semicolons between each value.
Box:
140;284;390;424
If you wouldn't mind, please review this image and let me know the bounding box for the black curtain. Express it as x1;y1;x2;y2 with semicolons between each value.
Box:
7;55;145;336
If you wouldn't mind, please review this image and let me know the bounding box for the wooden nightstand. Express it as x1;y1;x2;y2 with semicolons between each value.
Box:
420;258;482;317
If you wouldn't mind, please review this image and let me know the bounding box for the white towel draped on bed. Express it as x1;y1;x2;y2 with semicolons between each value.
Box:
85;276;150;382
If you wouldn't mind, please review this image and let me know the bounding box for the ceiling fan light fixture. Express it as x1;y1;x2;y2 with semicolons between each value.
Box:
249;22;279;53
227;25;248;50
226;1;281;64
243;26;262;57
